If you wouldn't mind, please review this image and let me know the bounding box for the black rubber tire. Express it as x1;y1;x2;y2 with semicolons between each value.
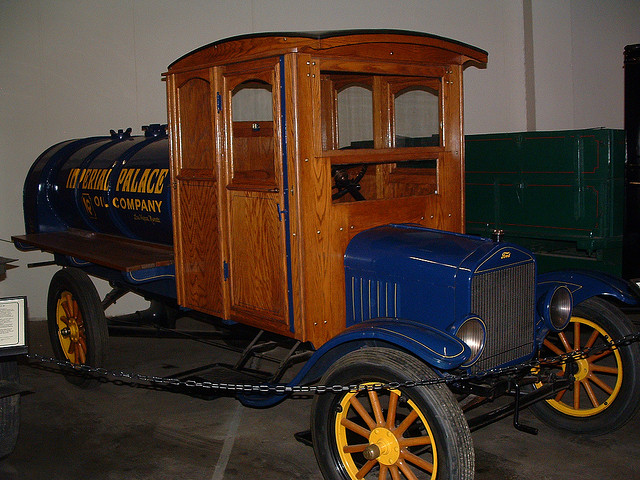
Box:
47;268;109;387
530;297;640;435
0;359;20;457
311;347;474;480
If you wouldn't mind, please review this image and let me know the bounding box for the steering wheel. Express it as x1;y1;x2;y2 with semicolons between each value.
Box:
332;164;368;201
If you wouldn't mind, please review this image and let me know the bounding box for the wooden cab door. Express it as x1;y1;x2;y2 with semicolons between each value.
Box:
168;68;225;317
221;59;291;334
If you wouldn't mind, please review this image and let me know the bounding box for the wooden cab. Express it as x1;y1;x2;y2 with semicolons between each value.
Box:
165;30;487;347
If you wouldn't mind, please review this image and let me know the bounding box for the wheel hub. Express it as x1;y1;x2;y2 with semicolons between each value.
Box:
571;358;590;382
60;320;80;341
367;427;400;465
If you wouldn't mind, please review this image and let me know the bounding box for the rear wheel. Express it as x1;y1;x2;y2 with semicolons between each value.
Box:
311;348;474;480
47;268;108;387
531;297;640;434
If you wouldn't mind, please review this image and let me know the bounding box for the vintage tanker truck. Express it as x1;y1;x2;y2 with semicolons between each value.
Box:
13;31;640;480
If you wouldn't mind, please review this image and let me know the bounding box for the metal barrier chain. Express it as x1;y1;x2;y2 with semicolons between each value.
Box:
25;332;640;395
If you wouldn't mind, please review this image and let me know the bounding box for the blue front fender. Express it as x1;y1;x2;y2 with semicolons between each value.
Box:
238;318;470;408
238;318;471;407
538;270;640;307
304;318;471;376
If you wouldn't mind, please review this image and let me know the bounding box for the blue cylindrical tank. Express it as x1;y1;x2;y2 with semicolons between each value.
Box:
23;125;172;245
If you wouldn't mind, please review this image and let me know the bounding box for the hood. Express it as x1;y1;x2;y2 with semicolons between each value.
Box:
344;224;535;329
345;224;495;281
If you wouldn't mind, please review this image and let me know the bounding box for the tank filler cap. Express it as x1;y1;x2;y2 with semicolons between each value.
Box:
142;124;168;137
110;127;132;140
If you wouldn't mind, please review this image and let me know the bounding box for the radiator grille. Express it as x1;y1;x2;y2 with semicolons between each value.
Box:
470;262;535;372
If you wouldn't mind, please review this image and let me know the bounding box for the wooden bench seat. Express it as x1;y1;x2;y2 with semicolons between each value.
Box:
12;229;174;272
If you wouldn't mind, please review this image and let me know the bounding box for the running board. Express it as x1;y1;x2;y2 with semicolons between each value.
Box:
169;329;313;400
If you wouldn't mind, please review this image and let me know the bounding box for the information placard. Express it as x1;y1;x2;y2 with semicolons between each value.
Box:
0;297;27;355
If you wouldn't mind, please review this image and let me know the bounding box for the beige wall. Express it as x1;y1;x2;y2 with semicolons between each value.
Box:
1;0;639;318
531;0;640;130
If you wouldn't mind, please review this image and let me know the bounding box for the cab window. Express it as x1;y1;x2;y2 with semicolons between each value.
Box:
320;71;442;203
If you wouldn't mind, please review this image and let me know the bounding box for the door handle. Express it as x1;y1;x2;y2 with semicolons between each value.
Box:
276;203;288;221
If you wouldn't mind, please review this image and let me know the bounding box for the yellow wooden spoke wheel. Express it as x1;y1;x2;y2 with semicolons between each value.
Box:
311;348;474;480
56;291;89;365
334;385;437;479
530;298;640;434
537;316;623;417
47;268;108;387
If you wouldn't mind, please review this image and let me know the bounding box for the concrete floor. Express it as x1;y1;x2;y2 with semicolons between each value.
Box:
1;318;639;480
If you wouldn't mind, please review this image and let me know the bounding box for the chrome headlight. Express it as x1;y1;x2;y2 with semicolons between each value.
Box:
540;286;573;331
455;317;486;366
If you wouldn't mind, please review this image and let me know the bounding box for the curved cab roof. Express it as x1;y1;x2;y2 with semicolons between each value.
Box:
167;29;488;72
